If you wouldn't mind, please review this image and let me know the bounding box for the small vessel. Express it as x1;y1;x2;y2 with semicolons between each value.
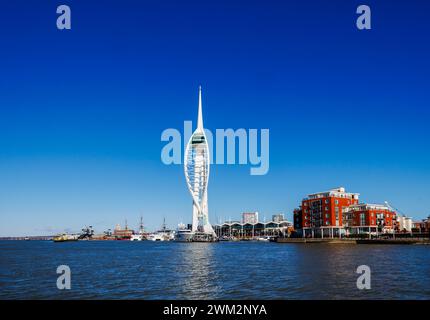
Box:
147;218;175;241
175;223;194;242
256;236;271;242
147;233;165;241
174;222;218;242
130;234;144;241
53;234;79;242
219;235;235;241
191;231;218;242
130;216;146;241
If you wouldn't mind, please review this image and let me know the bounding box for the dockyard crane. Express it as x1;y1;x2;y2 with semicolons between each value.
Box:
79;225;94;239
384;201;405;216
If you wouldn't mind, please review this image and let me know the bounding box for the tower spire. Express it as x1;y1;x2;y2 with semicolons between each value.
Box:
197;85;204;131
184;85;216;240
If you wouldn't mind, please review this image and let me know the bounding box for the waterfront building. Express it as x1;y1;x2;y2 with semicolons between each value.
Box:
412;216;430;233
299;187;360;238
242;212;259;224
412;221;425;232
293;208;302;230
184;86;216;238
293;187;399;237
272;213;285;223
343;203;396;235
397;216;413;232
214;218;293;239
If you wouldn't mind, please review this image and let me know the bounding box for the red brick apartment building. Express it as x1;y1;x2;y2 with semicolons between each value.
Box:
343;204;395;235
294;187;396;238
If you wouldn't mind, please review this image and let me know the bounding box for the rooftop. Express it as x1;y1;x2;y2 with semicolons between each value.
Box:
348;203;392;211
306;187;360;200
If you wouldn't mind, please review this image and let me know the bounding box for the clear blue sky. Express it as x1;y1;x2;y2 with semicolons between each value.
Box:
0;0;429;236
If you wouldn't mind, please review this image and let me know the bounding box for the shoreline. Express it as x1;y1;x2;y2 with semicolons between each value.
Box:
276;238;430;245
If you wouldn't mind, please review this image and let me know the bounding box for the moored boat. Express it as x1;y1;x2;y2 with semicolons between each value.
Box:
130;234;145;241
53;234;79;242
256;236;271;242
147;218;175;241
147;231;174;241
175;224;194;242
176;231;194;242
191;232;218;242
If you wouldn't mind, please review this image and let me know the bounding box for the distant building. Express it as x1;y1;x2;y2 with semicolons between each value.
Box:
214;213;293;239
272;214;285;223
412;216;430;233
242;212;259;224
397;216;413;232
214;219;293;239
412;221;425;232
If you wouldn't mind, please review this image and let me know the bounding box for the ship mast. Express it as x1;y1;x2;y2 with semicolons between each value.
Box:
139;216;144;234
162;217;166;232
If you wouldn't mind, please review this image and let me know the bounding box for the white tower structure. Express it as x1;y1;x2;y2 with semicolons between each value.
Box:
184;86;216;237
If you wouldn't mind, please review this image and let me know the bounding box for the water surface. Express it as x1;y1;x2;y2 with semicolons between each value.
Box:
0;241;429;299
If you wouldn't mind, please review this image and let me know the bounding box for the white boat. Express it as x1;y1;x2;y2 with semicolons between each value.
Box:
147;218;175;241
192;231;218;242
147;233;165;241
147;231;173;241
219;235;235;241
256;236;271;242
175;226;194;242
130;234;144;241
174;223;218;242
130;216;146;241
174;223;193;242
53;233;79;242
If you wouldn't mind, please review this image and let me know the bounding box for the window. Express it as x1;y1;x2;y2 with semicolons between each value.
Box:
360;213;366;226
325;206;329;211
325;214;329;218
335;200;339;205
325;199;329;204
326;221;330;225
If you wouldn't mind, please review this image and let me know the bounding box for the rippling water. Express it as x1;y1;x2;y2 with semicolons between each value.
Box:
1;241;429;299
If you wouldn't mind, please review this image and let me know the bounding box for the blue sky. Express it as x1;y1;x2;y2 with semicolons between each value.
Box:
0;0;429;236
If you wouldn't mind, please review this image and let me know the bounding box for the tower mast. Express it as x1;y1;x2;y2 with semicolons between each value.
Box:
183;86;216;240
197;85;204;131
